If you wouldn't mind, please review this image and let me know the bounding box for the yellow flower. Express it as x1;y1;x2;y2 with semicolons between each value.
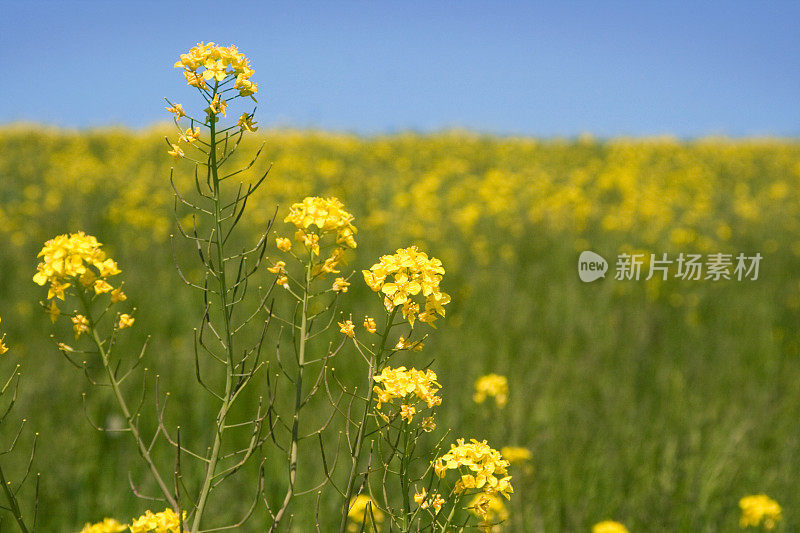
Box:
165;103;184;118
373;366;441;414
129;508;185;533
276;275;289;287
267;261;285;274
500;446;532;465
468;493;509;532
202;59;228;81
34;232;117;287
414;488;445;514
238;113;258;132
433;439;513;499
421;416;437;432
400;403;416;423
167;144;184;160
118;314;135;329
592;521;630;533
284;197;357;248
98;258;121;277
205;94;227;117
347;494;383;532
234;74;258;97
179;127;201;144
473;374;508;407
294;229;320;256
395;336;424;351
46;300;61;323
739;494;782;530
48;279;71;300
0;335;8;355
333;277;350;293
110;287;127;304
339;320;355;338
183;69;208;89
363;246;449;324
363;316;377;333
79;518;128;533
275;237;292;252
93;279;113;295
72;314;89;338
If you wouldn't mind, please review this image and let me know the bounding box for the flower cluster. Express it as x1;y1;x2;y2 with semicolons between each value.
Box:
468;493;509;531
32;232;124;322
284;196;357;250
78;518;127;533
129;508;185;533
739;494;782;530
473;374;508;407
592;521;630;533
373;366;442;423
363;246;450;327
414;488;445;514
346;494;384;532
174;42;257;97
433;439;513;499
274;197;357;289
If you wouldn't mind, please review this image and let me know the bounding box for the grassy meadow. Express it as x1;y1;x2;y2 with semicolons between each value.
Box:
1;127;800;531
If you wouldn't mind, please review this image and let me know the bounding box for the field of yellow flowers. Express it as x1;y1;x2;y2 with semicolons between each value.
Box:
1;126;800;531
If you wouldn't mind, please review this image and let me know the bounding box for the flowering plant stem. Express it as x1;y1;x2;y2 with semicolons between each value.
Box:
400;422;412;530
270;249;313;531
78;290;179;513
339;307;399;533
192;82;236;533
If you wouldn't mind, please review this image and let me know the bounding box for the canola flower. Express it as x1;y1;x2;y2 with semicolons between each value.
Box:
373;366;442;423
283;196;357;251
346;494;384;532
71;314;89;338
433;439;513;499
117;313;135;329
739;494;782;530
473;374;509;408
468;492;509;531
174;42;257;97
414;487;445;514
339;320;355;338
78;518;127;533
32;232;122;320
500;446;532;464
332;277;350;292
363;246;450;327
129;508;185;533
592;521;630;533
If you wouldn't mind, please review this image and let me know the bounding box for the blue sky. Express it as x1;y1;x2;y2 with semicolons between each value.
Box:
1;1;798;137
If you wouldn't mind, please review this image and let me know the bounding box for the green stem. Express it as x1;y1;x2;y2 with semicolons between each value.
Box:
78;290;179;512
270;249;313;531
439;495;460;533
192;84;237;533
0;463;28;533
400;423;412;531
339;307;399;533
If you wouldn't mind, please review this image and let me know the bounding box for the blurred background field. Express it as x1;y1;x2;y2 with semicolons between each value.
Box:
1;127;800;531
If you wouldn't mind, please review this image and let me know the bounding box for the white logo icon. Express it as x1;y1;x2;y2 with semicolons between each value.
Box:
578;251;608;282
